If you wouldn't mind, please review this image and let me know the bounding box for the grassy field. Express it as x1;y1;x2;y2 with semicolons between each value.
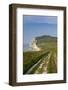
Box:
23;51;50;74
23;36;57;74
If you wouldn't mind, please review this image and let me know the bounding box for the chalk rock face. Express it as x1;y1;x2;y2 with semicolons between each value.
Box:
30;38;40;51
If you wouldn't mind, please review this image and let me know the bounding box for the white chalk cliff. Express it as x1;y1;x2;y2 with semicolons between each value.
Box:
30;38;40;51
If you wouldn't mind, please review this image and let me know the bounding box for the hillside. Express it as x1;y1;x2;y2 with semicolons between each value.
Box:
23;35;57;74
36;35;57;50
36;35;57;42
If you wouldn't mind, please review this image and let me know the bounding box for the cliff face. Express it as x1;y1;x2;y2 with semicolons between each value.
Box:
30;38;40;51
30;35;57;51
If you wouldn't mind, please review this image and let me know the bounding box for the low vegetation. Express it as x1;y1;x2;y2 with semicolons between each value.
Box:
23;35;57;74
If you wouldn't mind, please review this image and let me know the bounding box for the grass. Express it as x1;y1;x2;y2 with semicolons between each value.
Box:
23;38;57;74
23;50;49;74
26;51;49;74
47;50;57;73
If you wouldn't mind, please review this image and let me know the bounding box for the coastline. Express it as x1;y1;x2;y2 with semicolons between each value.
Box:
29;38;41;51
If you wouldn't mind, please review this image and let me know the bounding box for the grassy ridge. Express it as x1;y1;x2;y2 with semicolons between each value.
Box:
26;51;49;74
47;49;57;73
23;48;57;74
23;51;49;74
23;35;57;74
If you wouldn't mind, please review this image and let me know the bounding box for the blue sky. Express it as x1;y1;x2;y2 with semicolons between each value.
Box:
23;15;57;44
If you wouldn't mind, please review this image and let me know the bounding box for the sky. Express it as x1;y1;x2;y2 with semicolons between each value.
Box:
23;15;57;44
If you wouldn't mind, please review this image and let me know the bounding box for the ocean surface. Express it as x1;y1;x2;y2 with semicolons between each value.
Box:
23;44;33;51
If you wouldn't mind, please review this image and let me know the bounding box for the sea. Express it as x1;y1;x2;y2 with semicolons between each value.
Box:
23;44;33;51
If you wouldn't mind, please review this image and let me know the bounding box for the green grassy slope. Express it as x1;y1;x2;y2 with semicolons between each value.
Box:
23;51;49;74
36;35;57;50
23;35;57;74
